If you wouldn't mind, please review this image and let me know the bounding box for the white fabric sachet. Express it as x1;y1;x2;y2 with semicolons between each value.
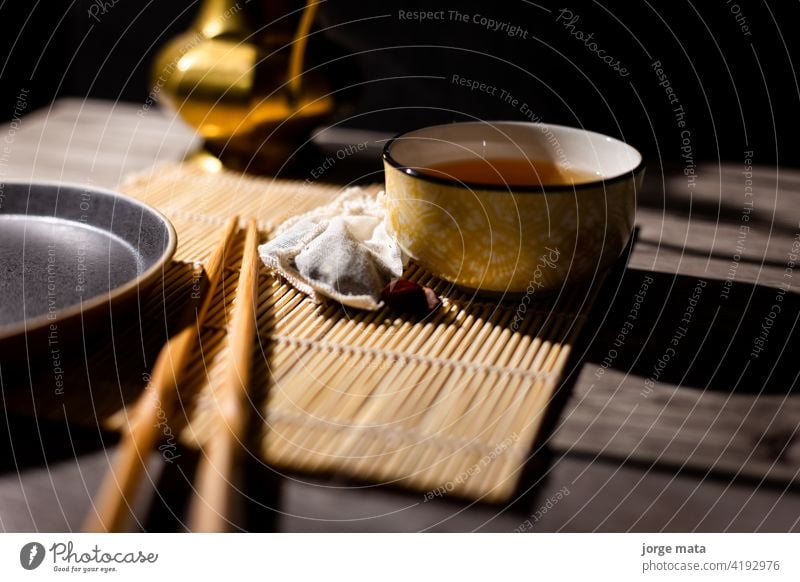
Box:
258;187;406;310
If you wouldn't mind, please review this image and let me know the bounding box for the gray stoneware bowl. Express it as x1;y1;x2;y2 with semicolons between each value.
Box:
0;181;177;357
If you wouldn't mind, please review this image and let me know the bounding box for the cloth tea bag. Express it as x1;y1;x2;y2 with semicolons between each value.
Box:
258;187;405;310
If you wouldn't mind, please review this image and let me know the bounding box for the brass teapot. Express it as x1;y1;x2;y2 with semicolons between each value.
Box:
151;0;334;173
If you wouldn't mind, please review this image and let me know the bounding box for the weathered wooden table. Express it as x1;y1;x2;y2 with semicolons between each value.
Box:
0;99;798;531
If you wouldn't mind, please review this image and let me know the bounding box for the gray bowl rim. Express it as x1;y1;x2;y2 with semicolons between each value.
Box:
0;179;178;343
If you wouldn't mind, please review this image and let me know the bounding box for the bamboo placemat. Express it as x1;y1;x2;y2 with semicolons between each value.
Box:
21;161;607;503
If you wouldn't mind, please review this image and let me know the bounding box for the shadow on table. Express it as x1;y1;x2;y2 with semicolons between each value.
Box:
545;264;800;493
583;268;799;395
0;413;114;475
637;163;800;239
507;239;800;514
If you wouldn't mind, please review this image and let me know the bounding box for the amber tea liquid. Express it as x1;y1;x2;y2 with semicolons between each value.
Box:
419;157;597;187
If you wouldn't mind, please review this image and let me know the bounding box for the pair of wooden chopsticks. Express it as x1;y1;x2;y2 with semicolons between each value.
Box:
82;217;261;532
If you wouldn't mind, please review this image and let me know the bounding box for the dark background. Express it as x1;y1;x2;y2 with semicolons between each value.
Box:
0;0;797;166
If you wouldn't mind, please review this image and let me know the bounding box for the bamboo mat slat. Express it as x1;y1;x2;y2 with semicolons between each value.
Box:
26;161;607;503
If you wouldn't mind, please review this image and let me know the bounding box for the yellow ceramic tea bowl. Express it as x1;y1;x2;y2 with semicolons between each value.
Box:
382;121;644;293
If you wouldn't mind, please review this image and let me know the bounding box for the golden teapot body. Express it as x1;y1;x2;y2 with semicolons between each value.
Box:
152;0;333;171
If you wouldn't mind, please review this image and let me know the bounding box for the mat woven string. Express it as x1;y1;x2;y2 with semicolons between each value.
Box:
29;162;606;502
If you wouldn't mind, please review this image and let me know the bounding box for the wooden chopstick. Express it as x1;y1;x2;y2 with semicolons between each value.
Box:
82;215;239;533
188;219;261;532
